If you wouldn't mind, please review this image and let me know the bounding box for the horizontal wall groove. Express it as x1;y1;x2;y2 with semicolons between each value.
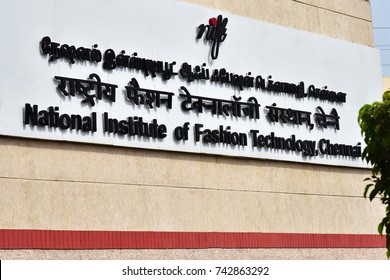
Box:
292;0;371;22
0;175;368;199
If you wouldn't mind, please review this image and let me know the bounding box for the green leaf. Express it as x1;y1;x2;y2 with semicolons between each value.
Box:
387;250;390;260
378;221;384;235
369;187;380;201
375;124;382;133
364;184;373;198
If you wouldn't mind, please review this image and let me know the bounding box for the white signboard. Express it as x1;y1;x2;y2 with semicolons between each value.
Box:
0;0;383;167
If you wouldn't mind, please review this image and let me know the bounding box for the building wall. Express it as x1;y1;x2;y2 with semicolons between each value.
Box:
384;76;390;90
0;136;383;233
184;0;374;46
0;0;386;259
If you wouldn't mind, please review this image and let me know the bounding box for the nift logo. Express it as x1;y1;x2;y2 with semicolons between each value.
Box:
196;15;228;60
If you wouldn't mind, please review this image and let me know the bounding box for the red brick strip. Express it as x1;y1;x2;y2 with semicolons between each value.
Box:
0;230;386;249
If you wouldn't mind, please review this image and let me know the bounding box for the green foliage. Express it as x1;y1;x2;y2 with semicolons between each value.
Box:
358;91;390;258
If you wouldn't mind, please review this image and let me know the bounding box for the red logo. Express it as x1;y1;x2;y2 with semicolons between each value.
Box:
196;15;228;60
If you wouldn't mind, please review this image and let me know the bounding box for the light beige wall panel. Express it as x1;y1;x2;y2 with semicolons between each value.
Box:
294;0;372;21
182;0;374;46
383;76;390;90
0;138;371;198
0;175;383;233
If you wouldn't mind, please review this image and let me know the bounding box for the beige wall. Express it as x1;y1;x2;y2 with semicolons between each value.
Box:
183;0;374;46
0;0;385;259
0;137;382;233
384;76;390;90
